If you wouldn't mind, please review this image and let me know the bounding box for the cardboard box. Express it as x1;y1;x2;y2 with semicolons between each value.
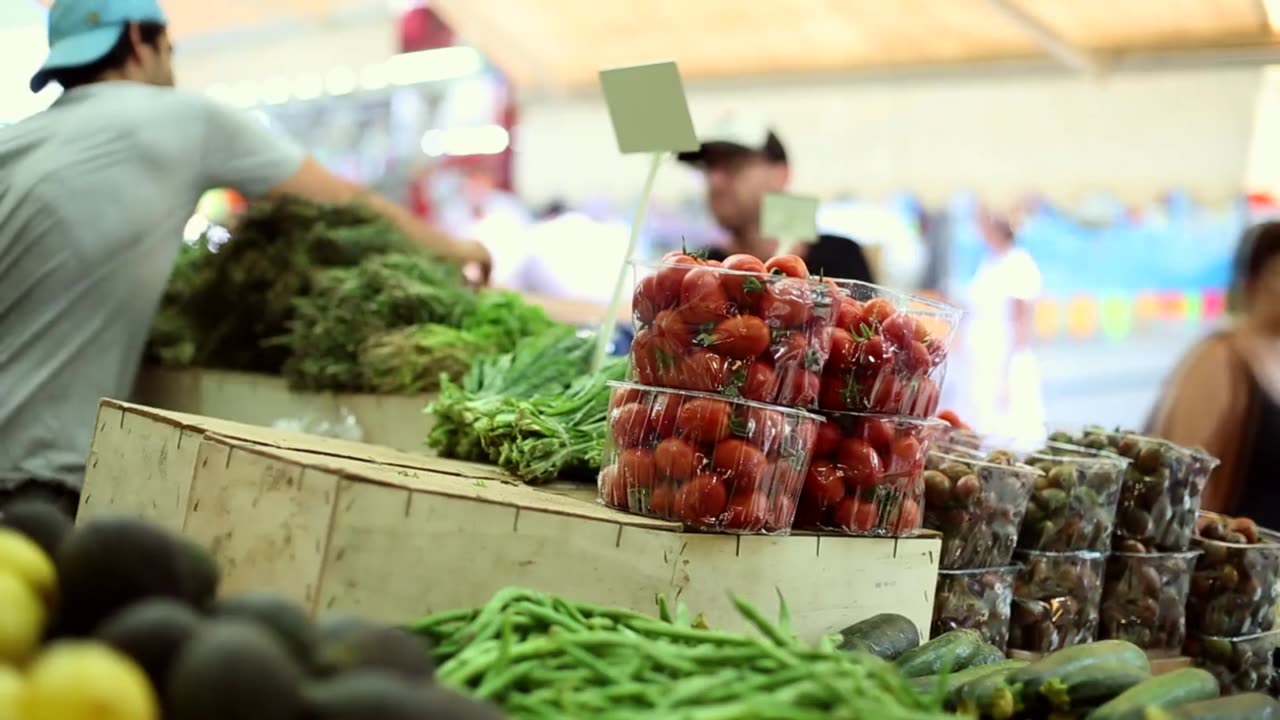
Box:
84;400;941;641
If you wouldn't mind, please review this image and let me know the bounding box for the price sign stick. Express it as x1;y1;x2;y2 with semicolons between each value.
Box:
591;151;664;372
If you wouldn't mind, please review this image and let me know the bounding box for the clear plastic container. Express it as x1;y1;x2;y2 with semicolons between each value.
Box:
1099;551;1199;655
1068;429;1219;552
598;381;822;533
1017;446;1128;553
629;261;838;409
933;566;1018;651
792;412;946;536
1187;536;1280;637
815;278;963;417
1009;550;1107;653
1186;631;1280;695
923;449;1041;570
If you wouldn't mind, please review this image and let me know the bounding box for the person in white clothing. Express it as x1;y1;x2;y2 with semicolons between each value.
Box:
943;212;1046;445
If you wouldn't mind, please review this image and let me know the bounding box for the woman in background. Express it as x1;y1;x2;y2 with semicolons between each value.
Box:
944;211;1046;446
1148;222;1280;521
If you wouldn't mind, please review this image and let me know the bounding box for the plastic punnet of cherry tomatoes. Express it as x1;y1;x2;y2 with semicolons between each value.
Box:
793;411;946;536
596;381;823;534
819;280;962;416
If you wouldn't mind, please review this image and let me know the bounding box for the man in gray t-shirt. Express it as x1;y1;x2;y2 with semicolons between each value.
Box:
0;0;490;517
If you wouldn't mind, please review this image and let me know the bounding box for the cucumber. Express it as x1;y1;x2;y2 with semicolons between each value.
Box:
1151;693;1280;720
1039;662;1151;713
954;663;1026;720
908;658;1025;698
968;643;1009;667
1009;640;1151;698
836;613;920;659
1086;667;1219;720
895;629;985;677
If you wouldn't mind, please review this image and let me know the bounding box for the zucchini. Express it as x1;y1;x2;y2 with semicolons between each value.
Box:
1039;661;1151;712
895;629;985;677
1150;693;1280;720
968;643;1009;667
1086;667;1219;720
954;663;1026;720
836;613;920;659
1009;640;1150;698
908;658;1025;699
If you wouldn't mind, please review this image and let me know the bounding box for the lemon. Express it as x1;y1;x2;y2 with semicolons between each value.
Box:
0;665;22;720
0;529;56;605
18;642;159;720
0;571;45;665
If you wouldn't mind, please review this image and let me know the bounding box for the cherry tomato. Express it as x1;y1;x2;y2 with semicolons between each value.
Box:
675;473;729;523
827;328;858;370
858;297;897;329
648;480;676;516
813;421;842;457
677;350;731;393
772;459;807;498
903;340;932;374
598;465;627;509
759;278;813;328
854;336;895;377
892;497;922;534
777;370;820;408
832;498;880;532
837;438;883;490
739;406;785;450
721;254;768;306
771;331;808;366
648;394;683;437
617;448;656;491
889;435;924;475
609;386;645;411
675;398;733;443
631;329;677;386
632;275;664;325
937;409;969;430
656;255;700;301
721;491;769;531
909;377;940;417
680;268;732;324
880;312;918;350
653;309;694;349
654;437;703;482
835;297;863;331
739;361;779;402
704;315;770;359
609;402;651;448
818;373;858;412
711;439;768;494
862;418;897;455
809;324;833;359
764;254;809;278
803;460;845;509
764;494;796;532
867;373;902;413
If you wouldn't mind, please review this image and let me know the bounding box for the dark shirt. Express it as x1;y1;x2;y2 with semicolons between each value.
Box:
704;234;876;284
1227;363;1280;530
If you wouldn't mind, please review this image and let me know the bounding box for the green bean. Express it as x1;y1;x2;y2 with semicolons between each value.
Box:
730;595;793;648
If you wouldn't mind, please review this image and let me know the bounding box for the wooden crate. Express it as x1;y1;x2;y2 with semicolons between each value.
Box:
84;400;942;641
133;367;436;453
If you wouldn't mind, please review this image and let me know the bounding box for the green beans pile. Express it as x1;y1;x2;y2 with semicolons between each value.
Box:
409;588;953;720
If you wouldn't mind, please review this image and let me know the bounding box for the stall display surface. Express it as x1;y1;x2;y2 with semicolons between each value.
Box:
82;399;941;643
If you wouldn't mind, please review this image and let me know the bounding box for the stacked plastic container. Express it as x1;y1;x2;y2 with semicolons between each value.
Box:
922;446;1041;650
597;257;962;536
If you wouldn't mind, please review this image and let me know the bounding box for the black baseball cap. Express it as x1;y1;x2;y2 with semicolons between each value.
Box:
677;115;788;166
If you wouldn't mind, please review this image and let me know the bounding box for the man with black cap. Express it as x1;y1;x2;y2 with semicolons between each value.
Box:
678;115;875;283
0;0;489;518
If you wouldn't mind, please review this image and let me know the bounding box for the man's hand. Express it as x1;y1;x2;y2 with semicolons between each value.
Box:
461;240;492;287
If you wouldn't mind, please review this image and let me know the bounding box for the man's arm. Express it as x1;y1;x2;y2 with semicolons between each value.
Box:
268;157;489;267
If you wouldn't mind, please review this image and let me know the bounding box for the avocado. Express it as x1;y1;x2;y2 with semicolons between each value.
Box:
94;598;203;694
314;616;434;680
304;671;504;720
177;538;221;609
0;500;73;559
55;517;220;634
214;591;316;666
167;619;305;720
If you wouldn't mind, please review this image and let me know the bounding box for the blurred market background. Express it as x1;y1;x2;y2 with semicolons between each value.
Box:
5;0;1280;430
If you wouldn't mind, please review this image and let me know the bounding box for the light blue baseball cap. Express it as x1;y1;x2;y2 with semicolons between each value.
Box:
30;0;167;93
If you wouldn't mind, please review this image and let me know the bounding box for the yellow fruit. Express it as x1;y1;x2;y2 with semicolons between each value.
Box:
0;665;22;720
18;642;159;720
0;529;56;605
0;571;45;665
